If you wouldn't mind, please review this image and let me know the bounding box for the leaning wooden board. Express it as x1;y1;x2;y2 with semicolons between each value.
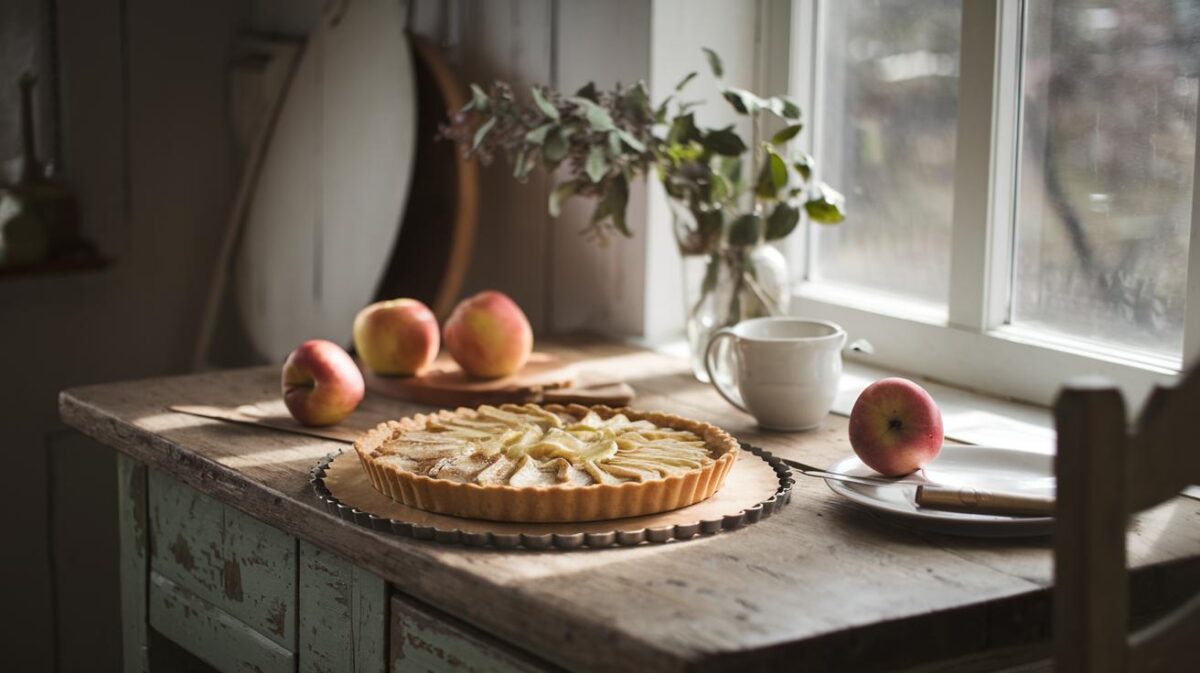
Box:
234;0;417;362
61;338;1200;672
373;32;479;322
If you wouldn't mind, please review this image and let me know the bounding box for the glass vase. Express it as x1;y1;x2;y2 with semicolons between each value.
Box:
676;219;791;382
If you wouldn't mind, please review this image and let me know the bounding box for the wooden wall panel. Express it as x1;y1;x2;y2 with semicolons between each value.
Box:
452;0;554;333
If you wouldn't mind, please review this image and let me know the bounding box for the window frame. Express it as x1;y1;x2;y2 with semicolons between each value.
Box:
780;0;1199;408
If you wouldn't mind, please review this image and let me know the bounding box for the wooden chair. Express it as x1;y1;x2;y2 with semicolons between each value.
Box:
1054;368;1200;673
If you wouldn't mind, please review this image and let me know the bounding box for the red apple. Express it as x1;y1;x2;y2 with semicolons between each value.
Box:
282;339;364;426
353;298;439;376
443;290;533;379
847;377;944;476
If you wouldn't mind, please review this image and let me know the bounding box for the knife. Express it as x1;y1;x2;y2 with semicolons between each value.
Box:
780;457;930;487
782;457;1055;517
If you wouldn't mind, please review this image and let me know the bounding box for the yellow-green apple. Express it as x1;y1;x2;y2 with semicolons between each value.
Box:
353;298;439;375
848;377;944;476
443;290;533;378
282;339;364;426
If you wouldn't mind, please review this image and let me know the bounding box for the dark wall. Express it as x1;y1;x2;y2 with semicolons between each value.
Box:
0;0;243;669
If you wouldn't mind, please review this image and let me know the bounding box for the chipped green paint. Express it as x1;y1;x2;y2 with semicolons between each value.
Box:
390;594;554;673
117;454;149;673
299;541;388;673
148;469;298;649
149;571;294;673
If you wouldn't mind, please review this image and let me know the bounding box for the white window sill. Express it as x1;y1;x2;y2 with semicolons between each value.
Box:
643;338;1200;501
645;338;1056;453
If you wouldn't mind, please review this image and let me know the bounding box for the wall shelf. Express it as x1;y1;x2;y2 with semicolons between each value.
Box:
0;254;110;280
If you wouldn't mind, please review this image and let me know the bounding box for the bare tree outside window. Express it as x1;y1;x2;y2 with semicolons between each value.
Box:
1013;0;1198;358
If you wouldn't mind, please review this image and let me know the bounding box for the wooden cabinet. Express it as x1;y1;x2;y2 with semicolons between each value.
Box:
148;468;297;650
390;594;557;673
120;456;558;673
119;455;388;673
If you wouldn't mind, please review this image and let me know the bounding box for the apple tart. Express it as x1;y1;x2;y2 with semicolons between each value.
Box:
354;403;739;522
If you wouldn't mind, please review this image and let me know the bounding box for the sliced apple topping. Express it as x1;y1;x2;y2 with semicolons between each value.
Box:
377;403;714;486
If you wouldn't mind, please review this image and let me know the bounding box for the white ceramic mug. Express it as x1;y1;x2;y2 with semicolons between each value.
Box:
704;317;847;431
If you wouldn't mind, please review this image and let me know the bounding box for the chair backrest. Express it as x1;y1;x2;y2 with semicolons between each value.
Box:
1053;367;1200;673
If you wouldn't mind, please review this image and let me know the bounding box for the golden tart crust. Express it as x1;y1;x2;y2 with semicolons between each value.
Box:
354;403;739;522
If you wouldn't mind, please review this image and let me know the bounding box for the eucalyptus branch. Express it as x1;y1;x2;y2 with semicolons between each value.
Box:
441;47;847;248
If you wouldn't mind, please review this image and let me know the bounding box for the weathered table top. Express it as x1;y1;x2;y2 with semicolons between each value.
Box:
61;337;1200;672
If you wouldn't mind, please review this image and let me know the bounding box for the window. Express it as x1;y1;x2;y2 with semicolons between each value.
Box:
1012;0;1196;359
786;0;1199;406
810;0;961;311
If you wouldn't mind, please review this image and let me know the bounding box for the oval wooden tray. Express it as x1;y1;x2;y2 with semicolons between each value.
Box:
310;443;793;550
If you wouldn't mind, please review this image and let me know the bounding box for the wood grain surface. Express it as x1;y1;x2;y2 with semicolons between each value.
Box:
62;337;1200;673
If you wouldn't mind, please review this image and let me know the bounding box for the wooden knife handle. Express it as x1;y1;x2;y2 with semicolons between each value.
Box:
540;383;636;407
916;485;1054;517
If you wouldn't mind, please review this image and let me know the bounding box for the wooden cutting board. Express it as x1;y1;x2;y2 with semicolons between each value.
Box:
362;352;635;407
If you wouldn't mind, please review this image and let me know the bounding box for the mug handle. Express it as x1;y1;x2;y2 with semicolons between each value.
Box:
704;328;749;413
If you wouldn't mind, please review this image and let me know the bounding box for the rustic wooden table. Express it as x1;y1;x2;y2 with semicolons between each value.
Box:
61;337;1200;673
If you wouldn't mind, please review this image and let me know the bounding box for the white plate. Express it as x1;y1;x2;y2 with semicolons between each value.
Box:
825;446;1055;537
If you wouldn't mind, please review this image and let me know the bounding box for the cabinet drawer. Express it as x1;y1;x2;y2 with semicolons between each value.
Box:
391;594;558;673
148;469;297;649
149;571;294;673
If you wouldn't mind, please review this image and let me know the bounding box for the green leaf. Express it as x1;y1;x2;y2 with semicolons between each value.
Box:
607;130;623;156
805;182;846;224
710;171;732;203
569;97;615;131
702;47;724;78
620;82;652;123
585;146;609;183
549;180;580;217
771;123;803;145
727;213;763;246
765;203;801;240
667;113;699;145
591;174;631;236
702;126;748;156
543;128;569;163
674;71;698;91
531;86;559;120
793;154;814;181
755;151;789;200
615;128;646;153
608;175;631;236
718;156;743;188
654;95;673;124
525;123;555;145
767;95;801;120
471;117;496;152
575;82;599;102
721;87;761;115
464;83;490;112
513;146;533;181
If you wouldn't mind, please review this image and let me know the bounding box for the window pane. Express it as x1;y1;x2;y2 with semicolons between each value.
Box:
809;0;961;308
1012;0;1197;358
